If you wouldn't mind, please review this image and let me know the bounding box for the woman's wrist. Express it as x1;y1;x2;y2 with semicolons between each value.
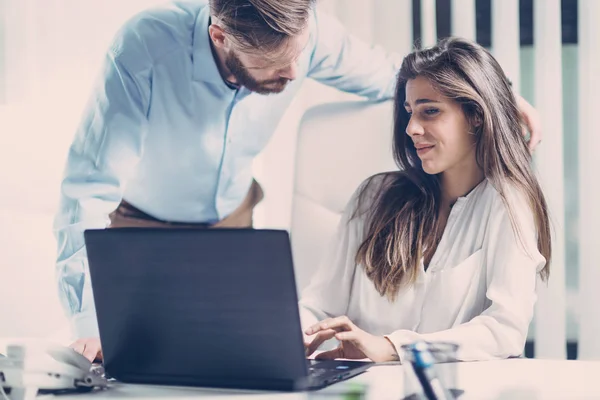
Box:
383;336;401;362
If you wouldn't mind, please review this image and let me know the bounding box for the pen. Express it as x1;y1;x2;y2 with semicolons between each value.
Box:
409;342;453;400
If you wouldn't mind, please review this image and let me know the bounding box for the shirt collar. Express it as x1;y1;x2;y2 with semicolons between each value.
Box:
192;5;228;85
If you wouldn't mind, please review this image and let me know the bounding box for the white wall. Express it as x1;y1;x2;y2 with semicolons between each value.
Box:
0;0;166;338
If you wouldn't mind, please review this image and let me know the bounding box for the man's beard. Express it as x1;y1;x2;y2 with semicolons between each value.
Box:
225;52;291;95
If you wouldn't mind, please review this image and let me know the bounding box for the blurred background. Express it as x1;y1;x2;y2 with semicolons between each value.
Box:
0;0;598;361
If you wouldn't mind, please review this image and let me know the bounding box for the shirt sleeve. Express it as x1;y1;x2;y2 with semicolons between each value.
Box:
307;9;403;101
53;34;151;339
385;189;546;362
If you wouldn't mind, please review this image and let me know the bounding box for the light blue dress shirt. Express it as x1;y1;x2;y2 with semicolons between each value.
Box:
54;0;402;338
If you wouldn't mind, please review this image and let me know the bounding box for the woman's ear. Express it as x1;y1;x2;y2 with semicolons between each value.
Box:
470;112;483;129
464;103;484;134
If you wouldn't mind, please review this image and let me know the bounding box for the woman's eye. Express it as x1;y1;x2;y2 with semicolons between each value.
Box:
424;108;440;116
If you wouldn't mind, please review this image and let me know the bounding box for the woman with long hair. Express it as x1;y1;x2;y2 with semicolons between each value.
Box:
301;37;551;363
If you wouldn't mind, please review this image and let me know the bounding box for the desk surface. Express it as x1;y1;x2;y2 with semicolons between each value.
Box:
37;359;600;400
2;339;599;399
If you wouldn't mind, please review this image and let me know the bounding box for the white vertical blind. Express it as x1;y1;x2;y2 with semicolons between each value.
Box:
533;0;567;360
491;0;521;93
451;0;476;41
577;0;600;361
420;0;437;47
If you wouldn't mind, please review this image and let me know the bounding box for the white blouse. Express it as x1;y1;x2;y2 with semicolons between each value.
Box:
299;175;546;362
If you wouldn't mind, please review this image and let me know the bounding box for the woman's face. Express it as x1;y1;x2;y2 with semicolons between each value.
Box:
403;76;477;176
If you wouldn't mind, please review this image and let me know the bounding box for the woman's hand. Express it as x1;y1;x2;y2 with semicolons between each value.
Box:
304;316;399;363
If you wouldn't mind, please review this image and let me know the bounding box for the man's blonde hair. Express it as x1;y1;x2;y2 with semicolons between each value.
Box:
209;0;315;53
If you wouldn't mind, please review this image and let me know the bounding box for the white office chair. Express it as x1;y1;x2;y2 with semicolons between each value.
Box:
290;100;397;294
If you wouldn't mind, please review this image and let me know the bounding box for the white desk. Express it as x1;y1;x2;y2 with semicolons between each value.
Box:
3;339;599;399
21;359;600;400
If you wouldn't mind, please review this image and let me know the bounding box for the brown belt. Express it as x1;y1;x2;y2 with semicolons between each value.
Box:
108;180;264;229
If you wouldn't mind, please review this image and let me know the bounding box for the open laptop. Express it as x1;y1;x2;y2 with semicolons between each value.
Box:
84;228;372;392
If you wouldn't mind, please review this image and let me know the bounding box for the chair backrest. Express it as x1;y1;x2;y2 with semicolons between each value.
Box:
290;100;397;292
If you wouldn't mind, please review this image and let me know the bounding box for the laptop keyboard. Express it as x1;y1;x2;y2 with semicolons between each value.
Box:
307;360;328;377
308;367;329;377
307;359;345;379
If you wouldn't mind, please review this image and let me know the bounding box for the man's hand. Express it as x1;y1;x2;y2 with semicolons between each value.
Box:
515;94;542;153
69;337;103;362
304;316;399;363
